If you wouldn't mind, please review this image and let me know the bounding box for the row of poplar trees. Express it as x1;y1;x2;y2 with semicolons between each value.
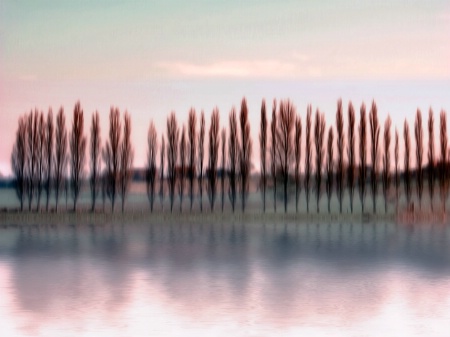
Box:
12;98;449;214
258;99;448;214
11;102;134;213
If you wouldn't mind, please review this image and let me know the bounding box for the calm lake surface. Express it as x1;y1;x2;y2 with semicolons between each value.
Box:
0;221;449;337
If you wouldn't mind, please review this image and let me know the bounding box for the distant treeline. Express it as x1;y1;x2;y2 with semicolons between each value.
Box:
10;98;450;214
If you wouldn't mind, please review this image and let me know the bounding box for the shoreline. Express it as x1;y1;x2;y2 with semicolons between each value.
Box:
1;208;447;226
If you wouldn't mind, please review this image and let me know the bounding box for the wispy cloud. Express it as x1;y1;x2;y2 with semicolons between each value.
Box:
157;59;313;79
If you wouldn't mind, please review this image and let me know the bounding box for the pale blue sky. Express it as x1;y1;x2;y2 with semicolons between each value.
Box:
1;0;449;174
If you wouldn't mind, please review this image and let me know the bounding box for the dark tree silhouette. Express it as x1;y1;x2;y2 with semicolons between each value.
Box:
179;126;187;212
44;109;54;212
239;98;252;212
11;116;27;211
326;127;334;213
221;128;226;212
259;100;268;213
359;104;367;213
103;107;121;212
304;105;312;213
382;116;391;214
119;112;134;213
347;102;356;213
270;100;277;212
146;121;157;212
167;112;179;213
188;108;197;211
414;109;424;210
35;112;45;211
54;107;67;212
314;110;326;213
404;120;412;207
294;114;302;213
228;108;238;212
369;101;380;213
70;102;87;212
90;111;101;212
198;111;205;212
277;99;295;213
439;110;448;212
428;109;435;211
207;109;220;211
159;135;165;210
336;100;345;214
394;129;400;212
26;110;38;211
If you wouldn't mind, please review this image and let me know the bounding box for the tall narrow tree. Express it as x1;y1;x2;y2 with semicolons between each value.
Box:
228;108;238;212
270;100;278;212
146;122;157;212
119;112;133;213
294;115;302;213
159;135;165;210
54;107;67;212
304;105;312;213
11;116;27;211
394;129;400;211
259;100;268;213
104;108;121;212
90;111;101;212
239;98;252;212
187;108;197;211
439;110;448;212
167;112;179;212
428;109;435;211
36;112;45;211
415;109;424;209
314;110;326;213
347;102;356;213
26;110;38;211
382;116;391;214
44;109;54;212
179;126;187;212
70;102;86;212
208;109;220;211
369;101;380;213
276;100;295;213
359;104;367;213
326;127;334;213
336;100;345;214
198;111;205;212
221;128;226;212
404;120;412;207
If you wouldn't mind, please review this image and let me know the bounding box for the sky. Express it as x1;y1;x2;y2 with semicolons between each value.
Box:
1;0;449;176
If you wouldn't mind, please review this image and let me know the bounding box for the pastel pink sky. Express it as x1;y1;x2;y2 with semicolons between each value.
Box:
1;1;449;176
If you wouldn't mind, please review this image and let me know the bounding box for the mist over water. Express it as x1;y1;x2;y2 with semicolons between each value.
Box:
0;221;449;336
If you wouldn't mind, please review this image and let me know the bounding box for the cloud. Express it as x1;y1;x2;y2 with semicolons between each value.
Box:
157;59;305;79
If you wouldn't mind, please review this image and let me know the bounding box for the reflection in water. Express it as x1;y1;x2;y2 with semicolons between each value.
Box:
0;222;450;336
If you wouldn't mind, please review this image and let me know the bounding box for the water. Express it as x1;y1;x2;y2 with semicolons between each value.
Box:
0;221;449;337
